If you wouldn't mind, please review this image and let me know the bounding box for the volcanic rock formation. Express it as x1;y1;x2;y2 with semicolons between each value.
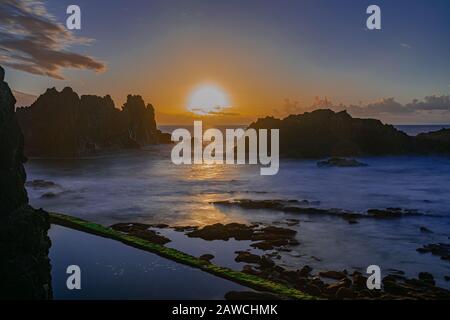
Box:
16;87;170;157
0;65;52;299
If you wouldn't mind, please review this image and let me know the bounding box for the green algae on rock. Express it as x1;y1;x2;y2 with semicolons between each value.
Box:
49;212;317;300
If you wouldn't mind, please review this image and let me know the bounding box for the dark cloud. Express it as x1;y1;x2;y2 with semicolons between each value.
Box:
189;104;234;116
348;95;450;116
347;97;412;117
277;95;450;118
0;0;105;79
207;111;240;116
406;95;450;111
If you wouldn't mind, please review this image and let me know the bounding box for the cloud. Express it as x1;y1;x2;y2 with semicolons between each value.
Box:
207;111;240;116
0;0;105;79
347;97;412;116
277;95;450;119
189;104;234;116
400;43;412;49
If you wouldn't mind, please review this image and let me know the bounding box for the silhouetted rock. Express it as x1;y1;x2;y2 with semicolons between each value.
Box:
0;66;52;299
416;128;450;153
0;206;52;299
0;67;27;214
417;243;450;262
185;223;298;251
213;198;422;222
317;157;367;167
16;88;170;157
249;109;450;158
418;128;450;143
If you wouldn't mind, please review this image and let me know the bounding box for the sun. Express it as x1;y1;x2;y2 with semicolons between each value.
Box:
187;84;231;115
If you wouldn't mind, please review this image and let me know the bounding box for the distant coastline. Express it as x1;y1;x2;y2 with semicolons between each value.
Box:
395;125;450;136
160;124;450;137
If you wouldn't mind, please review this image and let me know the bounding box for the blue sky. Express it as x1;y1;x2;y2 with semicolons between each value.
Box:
2;0;450;124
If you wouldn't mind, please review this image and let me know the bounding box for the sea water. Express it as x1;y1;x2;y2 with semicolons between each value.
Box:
25;126;450;293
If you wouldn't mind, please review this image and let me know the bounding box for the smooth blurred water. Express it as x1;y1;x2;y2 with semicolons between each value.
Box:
26;145;450;290
49;225;247;299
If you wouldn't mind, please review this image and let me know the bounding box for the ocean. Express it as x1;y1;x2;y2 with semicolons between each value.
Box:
24;125;450;297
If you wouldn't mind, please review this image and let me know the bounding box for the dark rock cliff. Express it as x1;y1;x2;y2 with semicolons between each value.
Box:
16;87;170;157
0;65;52;299
418;128;450;143
249;109;450;158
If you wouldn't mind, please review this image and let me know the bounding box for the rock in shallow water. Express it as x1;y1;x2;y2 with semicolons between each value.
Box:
186;223;298;251
25;179;59;189
199;254;215;263
417;243;450;261
317;157;368;168
111;222;171;245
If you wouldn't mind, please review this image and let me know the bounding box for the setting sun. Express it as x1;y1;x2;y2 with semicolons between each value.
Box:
187;84;231;115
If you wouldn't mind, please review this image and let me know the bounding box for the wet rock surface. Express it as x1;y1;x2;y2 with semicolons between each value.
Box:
110;223;171;245
237;252;450;299
419;226;434;233
318;270;348;280
317;157;368;168
25;179;59;189
366;208;419;218
199;254;215;263
235;251;263;264
213;198;423;222
186;223;299;251
417;243;450;262
106;217;450;300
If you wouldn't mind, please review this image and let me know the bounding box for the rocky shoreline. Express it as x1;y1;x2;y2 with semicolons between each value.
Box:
109;218;450;300
212;198;426;224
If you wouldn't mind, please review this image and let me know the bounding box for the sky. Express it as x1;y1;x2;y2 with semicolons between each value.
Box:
1;0;450;124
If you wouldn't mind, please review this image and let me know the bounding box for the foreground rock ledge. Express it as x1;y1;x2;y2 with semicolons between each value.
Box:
0;65;52;299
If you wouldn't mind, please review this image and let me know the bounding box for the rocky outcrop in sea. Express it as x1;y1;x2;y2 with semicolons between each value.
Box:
16;87;171;157
248;109;450;158
0;65;52;299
